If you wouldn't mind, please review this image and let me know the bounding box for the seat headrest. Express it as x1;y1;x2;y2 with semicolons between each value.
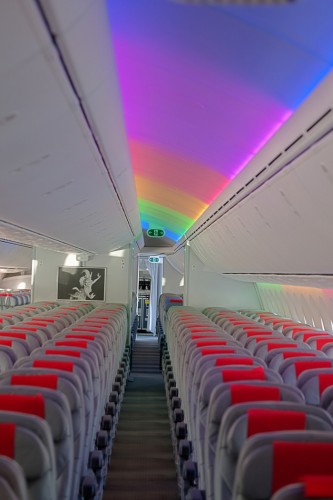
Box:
55;341;88;348
45;349;81;358
304;475;333;498
0;423;15;458
71;328;98;333
318;373;333;395
196;340;227;347
267;343;297;351
13;327;37;332
283;352;316;359
11;374;58;390
317;338;333;350
222;366;265;382
231;384;280;404
33;360;74;372
303;333;331;342
0;332;26;339
0;340;12;347
247;408;305;437
295;361;332;378
65;334;95;340
245;331;275;337
273;441;333;493
0;394;45;419
201;348;235;356
190;328;216;333
216;357;253;367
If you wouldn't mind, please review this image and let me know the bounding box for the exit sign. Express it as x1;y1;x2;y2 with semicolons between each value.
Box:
147;228;165;238
149;257;161;263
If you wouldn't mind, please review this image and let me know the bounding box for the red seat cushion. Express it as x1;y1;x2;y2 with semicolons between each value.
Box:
222;366;265;382
0;394;45;418
216;357;253;367
46;349;81;358
283;352;316;359
33;360;74;372
201;349;235;356
304;475;333;498
0;423;15;458
230;384;280;404
11;374;58;390
247;409;305;437
272;442;333;493
196;340;228;347
295;360;332;378
266;343;298;351
318;373;333;395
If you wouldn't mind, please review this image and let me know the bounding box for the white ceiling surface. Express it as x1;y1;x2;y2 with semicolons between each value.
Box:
0;0;141;255
188;70;333;282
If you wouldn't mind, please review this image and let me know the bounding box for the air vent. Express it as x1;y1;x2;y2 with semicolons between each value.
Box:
255;167;267;178
306;108;332;133
268;152;282;166
284;134;303;152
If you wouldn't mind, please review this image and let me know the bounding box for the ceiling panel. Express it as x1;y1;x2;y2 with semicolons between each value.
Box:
191;128;333;275
108;0;333;241
0;0;141;254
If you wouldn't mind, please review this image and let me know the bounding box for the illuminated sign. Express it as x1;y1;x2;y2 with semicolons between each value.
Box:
147;228;165;238
148;257;161;264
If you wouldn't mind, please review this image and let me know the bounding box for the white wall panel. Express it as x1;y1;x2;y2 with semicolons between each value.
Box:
166;248;184;275
257;283;333;332
163;259;184;295
184;246;260;310
32;246;130;304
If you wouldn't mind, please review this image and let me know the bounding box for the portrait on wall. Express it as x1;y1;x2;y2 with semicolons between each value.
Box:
57;267;106;301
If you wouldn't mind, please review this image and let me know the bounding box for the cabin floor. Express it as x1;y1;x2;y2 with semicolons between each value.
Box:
104;339;179;499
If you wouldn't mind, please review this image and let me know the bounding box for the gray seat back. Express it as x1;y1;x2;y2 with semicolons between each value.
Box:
0;456;28;500
233;431;333;500
0;411;56;500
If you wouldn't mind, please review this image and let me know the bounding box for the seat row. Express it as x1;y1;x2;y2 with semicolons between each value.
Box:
161;302;333;500
0;290;32;308
0;301;130;500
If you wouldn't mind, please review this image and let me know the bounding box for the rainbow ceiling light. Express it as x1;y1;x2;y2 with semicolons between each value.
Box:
107;0;333;241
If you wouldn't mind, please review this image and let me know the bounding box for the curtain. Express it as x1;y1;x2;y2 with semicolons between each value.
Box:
146;261;163;334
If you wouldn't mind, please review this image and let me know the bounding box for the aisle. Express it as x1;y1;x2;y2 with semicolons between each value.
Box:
104;373;179;500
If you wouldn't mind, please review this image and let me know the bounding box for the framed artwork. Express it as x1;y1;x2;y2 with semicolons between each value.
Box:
57;267;106;301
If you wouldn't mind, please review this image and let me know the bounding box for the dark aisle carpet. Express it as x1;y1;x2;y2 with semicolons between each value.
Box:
104;373;179;500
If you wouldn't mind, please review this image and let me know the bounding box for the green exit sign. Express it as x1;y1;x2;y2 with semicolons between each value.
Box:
149;257;161;263
147;228;165;238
